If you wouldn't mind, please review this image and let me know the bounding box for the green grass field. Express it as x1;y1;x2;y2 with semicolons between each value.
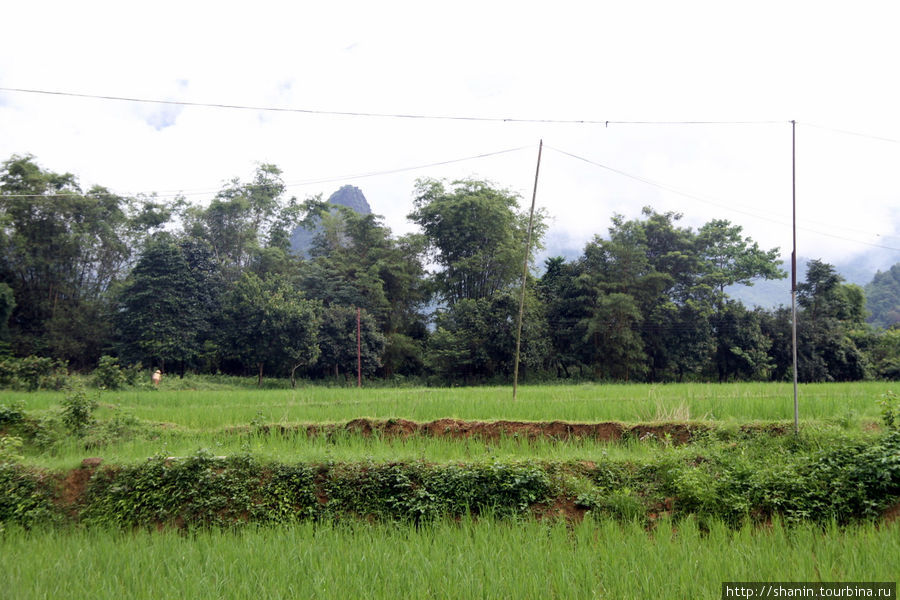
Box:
7;381;893;469
2;381;897;598
9;381;891;426
3;517;898;599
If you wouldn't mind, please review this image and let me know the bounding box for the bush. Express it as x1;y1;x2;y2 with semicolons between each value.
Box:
0;400;25;427
880;391;898;431
60;385;97;435
92;355;128;390
0;356;68;391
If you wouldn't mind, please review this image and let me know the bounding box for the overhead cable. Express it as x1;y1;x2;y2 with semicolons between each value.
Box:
546;145;900;253
0;87;787;126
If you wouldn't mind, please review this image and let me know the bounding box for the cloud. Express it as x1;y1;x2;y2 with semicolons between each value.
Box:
144;104;184;131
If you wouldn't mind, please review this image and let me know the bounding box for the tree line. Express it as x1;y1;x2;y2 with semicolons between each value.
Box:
1;155;897;385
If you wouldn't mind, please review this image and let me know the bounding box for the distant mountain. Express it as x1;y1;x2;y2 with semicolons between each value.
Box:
726;254;893;312
865;263;900;328
290;185;372;257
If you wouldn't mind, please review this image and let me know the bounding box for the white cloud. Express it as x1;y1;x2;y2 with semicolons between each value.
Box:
1;0;898;269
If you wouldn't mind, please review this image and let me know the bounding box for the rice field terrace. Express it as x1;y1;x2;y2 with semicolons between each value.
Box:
2;381;898;598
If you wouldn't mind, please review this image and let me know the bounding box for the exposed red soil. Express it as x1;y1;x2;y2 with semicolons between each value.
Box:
883;500;900;523
55;457;103;516
237;418;711;444
532;496;588;522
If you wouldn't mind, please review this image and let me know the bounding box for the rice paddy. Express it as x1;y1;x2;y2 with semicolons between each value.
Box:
2;381;897;598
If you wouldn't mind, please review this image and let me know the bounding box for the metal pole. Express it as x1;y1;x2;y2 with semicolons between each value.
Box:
791;120;799;434
357;307;362;388
513;140;543;400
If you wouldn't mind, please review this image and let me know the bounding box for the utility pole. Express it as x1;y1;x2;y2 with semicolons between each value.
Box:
513;140;543;400
791;120;799;434
357;307;362;388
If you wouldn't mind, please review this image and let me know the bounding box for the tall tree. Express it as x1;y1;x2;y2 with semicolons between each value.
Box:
182;164;302;281
0;282;14;355
115;235;206;374
0;155;171;366
312;305;385;381
409;178;545;303
696;219;785;301
796;260;868;381
219;272;321;385
298;204;428;376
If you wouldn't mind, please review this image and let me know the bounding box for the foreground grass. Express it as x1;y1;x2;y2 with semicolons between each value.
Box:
3;517;897;599
9;381;891;428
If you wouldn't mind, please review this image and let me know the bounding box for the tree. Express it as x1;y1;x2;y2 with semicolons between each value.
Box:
539;257;593;377
0;282;14;355
182;164;303;281
409;178;545;303
696;219;785;300
298;204;428;377
115;235;206;374
1;155;172;367
426;291;550;384
312;305;385;382
219;273;321;385
865;263;900;329
580;292;647;381
796;260;868;381
709;301;774;381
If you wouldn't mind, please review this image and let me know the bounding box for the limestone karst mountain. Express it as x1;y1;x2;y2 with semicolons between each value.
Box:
289;185;372;257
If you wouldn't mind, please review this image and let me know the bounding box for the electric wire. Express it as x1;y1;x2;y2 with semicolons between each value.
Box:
545;145;900;253
0;146;531;200
800;122;900;145
0;87;787;126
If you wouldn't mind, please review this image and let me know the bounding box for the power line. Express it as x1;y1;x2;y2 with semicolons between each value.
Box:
546;145;900;253
800;122;900;145
0;86;787;126
0;146;530;199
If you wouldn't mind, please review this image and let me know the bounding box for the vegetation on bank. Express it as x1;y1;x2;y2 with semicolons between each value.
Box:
1;387;897;529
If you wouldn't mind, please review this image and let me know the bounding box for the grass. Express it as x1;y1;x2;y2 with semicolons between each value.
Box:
8;381;891;428
3;381;897;597
19;418;878;471
7;381;890;469
2;517;897;599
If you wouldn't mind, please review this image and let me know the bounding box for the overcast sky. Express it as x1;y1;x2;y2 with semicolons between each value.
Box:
2;0;899;272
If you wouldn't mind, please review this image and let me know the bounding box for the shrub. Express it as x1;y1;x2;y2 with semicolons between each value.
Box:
0;356;68;391
60;385;97;435
880;391;898;431
0;400;25;427
91;355;128;390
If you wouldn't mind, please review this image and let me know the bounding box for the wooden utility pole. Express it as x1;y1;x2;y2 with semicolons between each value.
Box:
513;140;543;400
791;120;799;434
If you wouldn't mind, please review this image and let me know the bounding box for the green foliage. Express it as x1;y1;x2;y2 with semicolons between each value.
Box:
0;463;60;526
115;234;209;372
59;385;97;435
219;272;321;384
0;282;14;355
0;155;170;368
0;435;24;463
409;178;546;303
880;390;898;430
0;399;25;426
865;263;900;329
91;355;128;390
0;355;68;391
312;305;385;381
427;291;551;383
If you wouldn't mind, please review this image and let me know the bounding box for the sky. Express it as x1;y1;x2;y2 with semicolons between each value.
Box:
1;0;899;275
